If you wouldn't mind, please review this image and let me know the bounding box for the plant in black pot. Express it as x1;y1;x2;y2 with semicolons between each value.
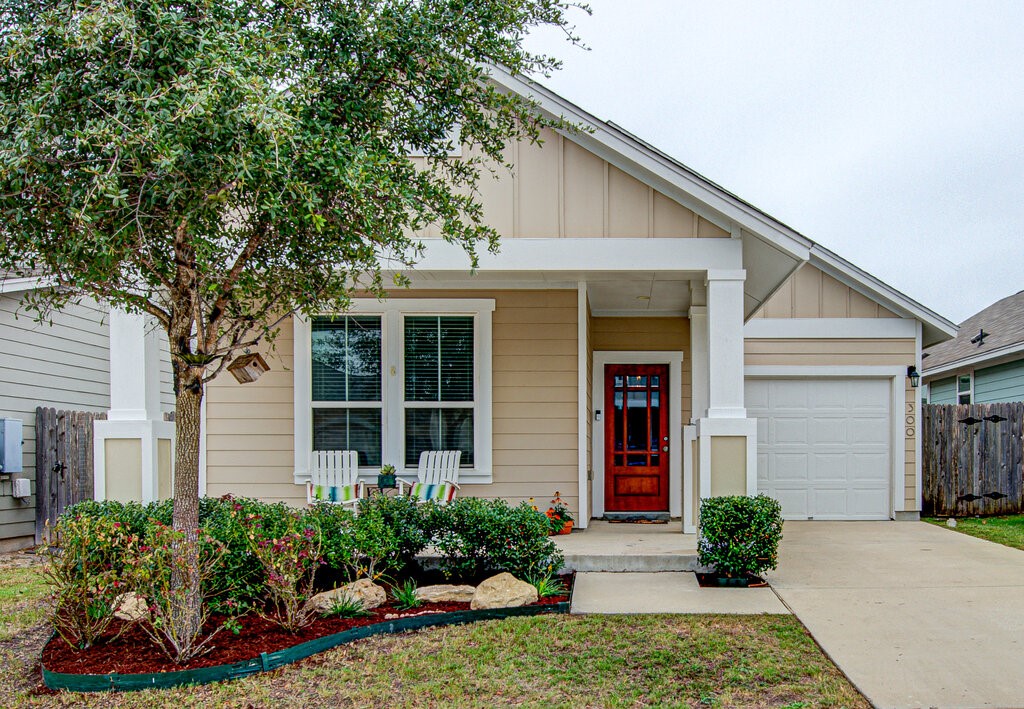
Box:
697;494;783;587
377;464;397;490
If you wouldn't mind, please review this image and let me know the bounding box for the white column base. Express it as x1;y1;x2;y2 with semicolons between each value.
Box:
94;420;175;503
696;417;758;505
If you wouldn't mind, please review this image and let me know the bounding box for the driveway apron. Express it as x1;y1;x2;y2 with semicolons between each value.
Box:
770;522;1024;709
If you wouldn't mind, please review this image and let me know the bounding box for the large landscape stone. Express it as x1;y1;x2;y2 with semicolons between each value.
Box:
113;592;148;622
470;572;538;610
305;578;387;615
415;584;476;603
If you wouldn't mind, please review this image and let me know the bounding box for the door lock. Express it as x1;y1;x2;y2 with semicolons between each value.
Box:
662;446;669;452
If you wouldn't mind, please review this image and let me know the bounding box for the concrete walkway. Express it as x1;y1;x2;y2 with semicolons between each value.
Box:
771;521;1024;709
570;571;788;614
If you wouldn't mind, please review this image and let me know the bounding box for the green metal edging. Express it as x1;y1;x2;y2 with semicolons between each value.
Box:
42;601;569;692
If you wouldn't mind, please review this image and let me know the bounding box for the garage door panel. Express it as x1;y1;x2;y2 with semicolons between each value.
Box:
774;418;808;444
774;453;808;481
747;378;891;520
773;488;810;519
809;453;848;481
809;417;847;444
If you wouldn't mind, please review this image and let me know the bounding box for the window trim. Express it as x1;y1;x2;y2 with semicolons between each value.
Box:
294;299;494;485
957;372;973;405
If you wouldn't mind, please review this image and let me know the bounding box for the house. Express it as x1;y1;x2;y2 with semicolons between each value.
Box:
97;68;957;529
0;277;174;550
194;68;957;527
922;290;1024;405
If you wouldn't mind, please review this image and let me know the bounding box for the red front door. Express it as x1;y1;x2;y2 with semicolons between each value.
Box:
604;364;670;512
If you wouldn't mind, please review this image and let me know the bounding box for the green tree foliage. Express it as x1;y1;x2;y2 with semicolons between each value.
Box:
0;0;584;654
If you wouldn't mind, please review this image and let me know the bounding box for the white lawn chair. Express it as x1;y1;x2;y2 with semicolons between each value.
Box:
307;450;365;510
397;450;462;505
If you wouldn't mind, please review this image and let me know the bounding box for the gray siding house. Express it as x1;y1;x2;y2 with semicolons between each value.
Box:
923;290;1024;405
0;279;172;550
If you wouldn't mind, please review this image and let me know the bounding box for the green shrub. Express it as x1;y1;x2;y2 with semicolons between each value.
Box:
357;494;430;571
428;498;563;580
305;501;357;573
697;495;783;577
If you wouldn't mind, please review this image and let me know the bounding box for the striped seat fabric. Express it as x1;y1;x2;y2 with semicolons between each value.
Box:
410;482;457;504
311;483;361;504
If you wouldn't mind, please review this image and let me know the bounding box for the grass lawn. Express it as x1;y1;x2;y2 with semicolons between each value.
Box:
924;514;1024;551
0;560;867;708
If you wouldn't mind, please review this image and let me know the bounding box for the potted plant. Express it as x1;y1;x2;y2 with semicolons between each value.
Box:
377;464;397;490
546;491;574;535
696;494;782;587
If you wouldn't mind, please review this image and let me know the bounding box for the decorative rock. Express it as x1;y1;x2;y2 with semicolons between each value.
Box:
947;518;958;528
415;584;476;603
470;572;538;610
113;592;149;622
305;578;387;615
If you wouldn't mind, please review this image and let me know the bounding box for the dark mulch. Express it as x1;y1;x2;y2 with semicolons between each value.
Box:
43;574;573;677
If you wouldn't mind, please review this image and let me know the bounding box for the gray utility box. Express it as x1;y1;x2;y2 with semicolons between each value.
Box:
0;418;24;474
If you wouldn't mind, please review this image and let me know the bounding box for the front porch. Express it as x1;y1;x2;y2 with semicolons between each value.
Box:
553;520;699;572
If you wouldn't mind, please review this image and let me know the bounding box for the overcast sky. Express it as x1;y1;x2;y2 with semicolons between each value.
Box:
525;0;1024;324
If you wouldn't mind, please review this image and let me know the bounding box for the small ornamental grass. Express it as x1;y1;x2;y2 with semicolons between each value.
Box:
528;573;566;598
698;494;783;578
391;579;421;611
321;594;371;619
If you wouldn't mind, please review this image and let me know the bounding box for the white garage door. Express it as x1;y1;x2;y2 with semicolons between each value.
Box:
745;378;892;520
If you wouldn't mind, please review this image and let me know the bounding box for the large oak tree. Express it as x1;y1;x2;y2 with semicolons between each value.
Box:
0;0;582;658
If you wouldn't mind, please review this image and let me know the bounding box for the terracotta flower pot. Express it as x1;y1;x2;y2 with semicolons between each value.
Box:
558;520;573;535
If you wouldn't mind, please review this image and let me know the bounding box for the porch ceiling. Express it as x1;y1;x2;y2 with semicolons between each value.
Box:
405;270;696;316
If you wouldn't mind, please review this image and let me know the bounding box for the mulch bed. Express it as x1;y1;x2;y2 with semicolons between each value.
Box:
42;574;573;676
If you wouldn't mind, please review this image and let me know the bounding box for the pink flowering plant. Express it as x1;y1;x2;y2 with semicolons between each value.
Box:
123;522;231;663
244;510;324;632
41;514;137;650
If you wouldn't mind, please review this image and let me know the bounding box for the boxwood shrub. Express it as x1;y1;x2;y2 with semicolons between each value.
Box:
427;497;563;580
698;494;783;578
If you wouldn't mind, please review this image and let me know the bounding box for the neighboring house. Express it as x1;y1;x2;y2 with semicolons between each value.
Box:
922;290;1024;405
182;67;954;529
0;277;173;550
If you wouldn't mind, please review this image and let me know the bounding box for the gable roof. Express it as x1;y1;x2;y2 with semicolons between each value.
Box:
487;66;957;347
922;290;1024;376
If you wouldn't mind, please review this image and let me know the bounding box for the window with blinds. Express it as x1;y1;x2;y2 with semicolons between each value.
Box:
311;316;382;466
403;316;474;466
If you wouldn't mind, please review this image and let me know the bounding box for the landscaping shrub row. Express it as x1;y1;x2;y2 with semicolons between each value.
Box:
47;494;564;662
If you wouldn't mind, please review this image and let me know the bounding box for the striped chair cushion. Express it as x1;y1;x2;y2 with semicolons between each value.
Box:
312;483;360;504
410;482;457;504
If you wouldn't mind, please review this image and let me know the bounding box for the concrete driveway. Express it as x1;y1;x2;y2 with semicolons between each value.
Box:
771;522;1024;709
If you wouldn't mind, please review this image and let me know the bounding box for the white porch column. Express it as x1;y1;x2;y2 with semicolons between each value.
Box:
705;270;747;418
94;308;175;503
688;281;709;422
695;270;757;513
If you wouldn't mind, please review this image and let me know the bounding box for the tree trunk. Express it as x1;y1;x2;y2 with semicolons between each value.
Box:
170;364;204;647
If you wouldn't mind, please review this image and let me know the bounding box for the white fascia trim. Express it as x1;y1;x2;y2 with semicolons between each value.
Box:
745;365;907;378
576;283;589;529
486;66;813;262
293;299;495;486
591;351;684;520
809;248;957;341
395;237;742;273
922;341;1024;379
743;318;918;339
0;276;47;293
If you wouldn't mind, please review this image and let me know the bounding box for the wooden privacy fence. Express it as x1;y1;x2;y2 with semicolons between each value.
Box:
922;403;1024;517
35;407;106;543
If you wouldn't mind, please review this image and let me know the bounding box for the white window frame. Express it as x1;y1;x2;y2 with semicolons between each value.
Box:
957;372;973;404
294;299;494;485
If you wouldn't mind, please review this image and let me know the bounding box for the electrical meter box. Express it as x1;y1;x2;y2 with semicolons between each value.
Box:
0;418;24;474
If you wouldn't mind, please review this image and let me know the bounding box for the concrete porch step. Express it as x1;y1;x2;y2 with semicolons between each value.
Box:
555;520;700;573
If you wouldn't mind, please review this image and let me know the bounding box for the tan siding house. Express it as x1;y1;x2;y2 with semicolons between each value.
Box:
84;67;957;534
